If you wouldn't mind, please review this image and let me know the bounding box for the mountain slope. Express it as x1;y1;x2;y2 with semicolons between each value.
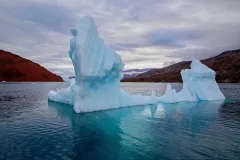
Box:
122;49;240;83
123;68;153;79
0;50;63;82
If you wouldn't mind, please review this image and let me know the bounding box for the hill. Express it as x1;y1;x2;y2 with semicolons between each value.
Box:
121;49;240;83
123;68;153;79
0;50;63;82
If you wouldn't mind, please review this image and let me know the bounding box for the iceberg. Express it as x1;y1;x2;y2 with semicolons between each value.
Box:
189;59;225;101
48;16;225;113
158;60;225;103
48;16;156;113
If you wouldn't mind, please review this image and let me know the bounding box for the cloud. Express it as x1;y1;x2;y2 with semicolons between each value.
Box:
0;0;240;76
15;2;75;34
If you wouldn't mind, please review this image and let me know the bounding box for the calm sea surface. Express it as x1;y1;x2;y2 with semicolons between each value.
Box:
0;83;239;160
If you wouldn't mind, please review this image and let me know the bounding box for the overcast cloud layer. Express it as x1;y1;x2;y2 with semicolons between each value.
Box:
1;0;240;76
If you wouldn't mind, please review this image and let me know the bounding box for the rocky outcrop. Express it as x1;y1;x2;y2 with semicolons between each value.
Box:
0;50;63;82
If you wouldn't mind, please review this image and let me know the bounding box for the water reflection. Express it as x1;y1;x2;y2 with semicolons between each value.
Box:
48;102;148;159
152;101;225;134
48;99;240;160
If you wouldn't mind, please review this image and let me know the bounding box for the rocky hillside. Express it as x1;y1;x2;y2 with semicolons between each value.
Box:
122;49;240;83
0;50;63;82
123;68;153;79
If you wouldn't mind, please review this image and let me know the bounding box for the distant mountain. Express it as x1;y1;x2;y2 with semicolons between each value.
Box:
122;49;240;83
0;50;63;82
123;68;153;79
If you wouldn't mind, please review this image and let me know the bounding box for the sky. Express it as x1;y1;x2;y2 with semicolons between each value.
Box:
1;0;240;77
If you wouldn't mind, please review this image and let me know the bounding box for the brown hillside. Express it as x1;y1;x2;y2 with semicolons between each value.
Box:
0;50;63;82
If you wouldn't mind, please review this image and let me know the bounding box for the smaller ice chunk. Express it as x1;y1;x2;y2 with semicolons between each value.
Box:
158;60;225;103
176;69;198;102
48;79;76;105
158;84;178;103
190;60;225;101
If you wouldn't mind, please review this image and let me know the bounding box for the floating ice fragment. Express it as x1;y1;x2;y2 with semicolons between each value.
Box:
158;60;225;103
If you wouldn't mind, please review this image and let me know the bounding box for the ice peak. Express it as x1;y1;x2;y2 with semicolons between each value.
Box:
190;59;215;73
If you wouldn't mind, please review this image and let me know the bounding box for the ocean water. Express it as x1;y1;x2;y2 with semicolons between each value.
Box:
0;82;239;160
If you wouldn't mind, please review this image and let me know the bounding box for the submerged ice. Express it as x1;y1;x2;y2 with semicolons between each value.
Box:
48;16;225;113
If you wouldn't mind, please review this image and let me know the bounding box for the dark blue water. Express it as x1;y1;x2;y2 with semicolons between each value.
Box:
0;83;239;160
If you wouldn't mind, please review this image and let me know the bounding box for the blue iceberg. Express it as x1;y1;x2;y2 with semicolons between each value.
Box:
48;16;225;113
48;16;156;113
